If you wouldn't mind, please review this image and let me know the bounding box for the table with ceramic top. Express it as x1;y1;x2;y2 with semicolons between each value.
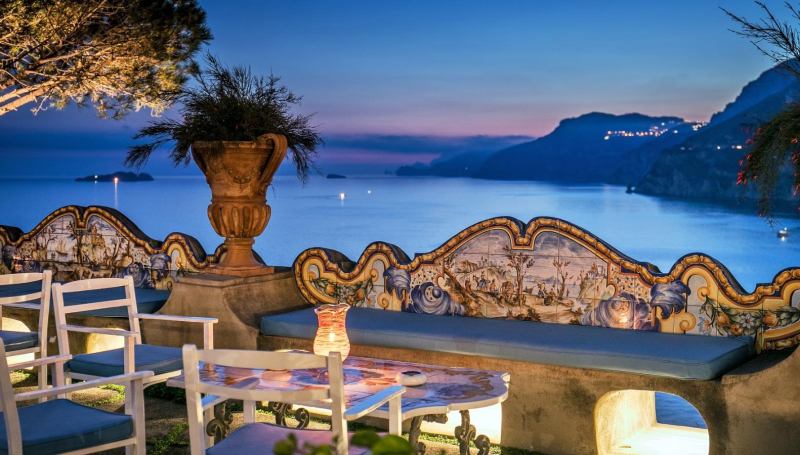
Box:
167;356;510;454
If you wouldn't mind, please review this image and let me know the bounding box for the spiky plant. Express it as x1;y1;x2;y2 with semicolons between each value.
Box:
127;55;321;180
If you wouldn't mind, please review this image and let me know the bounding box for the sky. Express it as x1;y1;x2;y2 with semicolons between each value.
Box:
0;0;785;176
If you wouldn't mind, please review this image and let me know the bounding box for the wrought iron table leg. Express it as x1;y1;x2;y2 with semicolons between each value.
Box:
264;402;310;429
455;410;491;455
408;416;426;454
206;401;233;444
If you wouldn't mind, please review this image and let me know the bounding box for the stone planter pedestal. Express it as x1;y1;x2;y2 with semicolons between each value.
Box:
142;269;306;350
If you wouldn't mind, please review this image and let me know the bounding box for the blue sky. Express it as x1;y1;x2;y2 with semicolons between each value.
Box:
0;0;783;176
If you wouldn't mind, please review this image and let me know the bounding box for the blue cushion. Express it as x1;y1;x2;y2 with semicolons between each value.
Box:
67;344;182;377
207;423;368;455
0;330;38;352
0;282;169;317
0;398;133;454
260;307;754;380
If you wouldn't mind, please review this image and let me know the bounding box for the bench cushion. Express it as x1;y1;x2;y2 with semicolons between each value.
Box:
260;307;754;380
0;330;39;352
67;344;182;377
0;399;133;454
0;282;169;317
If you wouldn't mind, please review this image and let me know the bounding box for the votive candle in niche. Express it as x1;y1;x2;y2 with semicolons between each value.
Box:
313;303;351;360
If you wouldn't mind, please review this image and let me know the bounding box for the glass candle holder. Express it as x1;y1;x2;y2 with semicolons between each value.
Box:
313;303;351;360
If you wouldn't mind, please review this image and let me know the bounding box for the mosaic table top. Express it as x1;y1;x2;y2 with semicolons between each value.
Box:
168;356;510;419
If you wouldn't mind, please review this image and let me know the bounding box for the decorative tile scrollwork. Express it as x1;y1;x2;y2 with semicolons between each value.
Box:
0;205;213;288
295;216;800;350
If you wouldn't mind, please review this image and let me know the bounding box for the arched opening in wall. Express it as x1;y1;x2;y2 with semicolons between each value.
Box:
2;317;35;364
595;390;708;455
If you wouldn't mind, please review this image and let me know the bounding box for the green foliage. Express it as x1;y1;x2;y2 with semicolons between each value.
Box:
0;0;211;117
150;422;188;455
273;430;414;455
127;55;322;180
143;382;186;403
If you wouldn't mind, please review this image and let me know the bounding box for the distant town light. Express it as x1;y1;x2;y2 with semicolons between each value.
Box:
367;189;372;195
339;192;346;201
604;135;610;140
113;176;119;184
716;146;722;150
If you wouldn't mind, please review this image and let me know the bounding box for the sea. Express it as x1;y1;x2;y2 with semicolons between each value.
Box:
2;174;798;429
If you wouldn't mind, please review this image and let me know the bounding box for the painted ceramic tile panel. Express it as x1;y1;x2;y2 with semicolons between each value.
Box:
294;216;800;349
0;206;211;290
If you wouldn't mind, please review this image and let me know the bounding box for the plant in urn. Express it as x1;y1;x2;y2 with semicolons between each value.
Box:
127;56;320;276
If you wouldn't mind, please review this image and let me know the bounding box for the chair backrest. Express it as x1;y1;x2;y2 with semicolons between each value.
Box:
0;339;25;453
182;346;348;454
0;271;52;353
51;276;141;357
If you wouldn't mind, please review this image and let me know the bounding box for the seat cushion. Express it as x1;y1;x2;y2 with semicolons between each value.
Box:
207;423;368;455
0;398;133;454
260;307;754;380
0;330;39;352
0;282;169;317
66;344;182;377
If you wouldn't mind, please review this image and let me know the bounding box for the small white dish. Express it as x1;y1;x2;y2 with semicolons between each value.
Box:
396;370;427;387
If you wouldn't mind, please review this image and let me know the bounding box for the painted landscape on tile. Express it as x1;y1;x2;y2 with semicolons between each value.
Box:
0;206;209;290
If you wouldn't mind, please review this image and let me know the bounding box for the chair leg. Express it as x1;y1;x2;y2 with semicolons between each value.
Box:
243;400;256;424
128;380;147;455
37;362;47;403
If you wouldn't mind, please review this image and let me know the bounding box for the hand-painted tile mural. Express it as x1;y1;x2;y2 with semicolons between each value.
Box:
0;206;212;289
295;217;800;350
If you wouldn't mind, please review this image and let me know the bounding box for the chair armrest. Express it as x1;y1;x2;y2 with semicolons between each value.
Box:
134;314;218;324
8;354;72;370
344;385;405;420
60;324;138;338
15;371;154;402
135;314;217;349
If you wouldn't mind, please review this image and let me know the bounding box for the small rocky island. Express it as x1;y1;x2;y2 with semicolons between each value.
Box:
327;173;347;179
76;172;154;182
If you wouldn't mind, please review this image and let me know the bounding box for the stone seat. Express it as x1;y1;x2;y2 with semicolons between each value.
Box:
260;307;755;380
0;282;169;317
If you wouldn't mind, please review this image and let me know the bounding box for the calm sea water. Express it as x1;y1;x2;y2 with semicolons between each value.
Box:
4;174;786;428
1;175;797;290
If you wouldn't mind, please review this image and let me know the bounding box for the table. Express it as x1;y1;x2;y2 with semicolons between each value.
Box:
167;356;510;454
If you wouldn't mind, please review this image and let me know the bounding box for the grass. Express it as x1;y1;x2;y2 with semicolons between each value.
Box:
150;423;189;455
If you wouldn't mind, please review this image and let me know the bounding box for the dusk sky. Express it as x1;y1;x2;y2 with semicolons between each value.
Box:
0;0;783;176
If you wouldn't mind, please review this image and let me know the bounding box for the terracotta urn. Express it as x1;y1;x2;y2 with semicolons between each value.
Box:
191;133;288;277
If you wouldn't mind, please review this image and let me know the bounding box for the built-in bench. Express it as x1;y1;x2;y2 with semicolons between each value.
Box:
258;216;800;454
261;306;754;380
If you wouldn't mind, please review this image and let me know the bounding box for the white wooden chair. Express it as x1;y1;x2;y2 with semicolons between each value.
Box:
51;276;217;387
0;338;152;454
0;271;53;392
182;345;405;455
